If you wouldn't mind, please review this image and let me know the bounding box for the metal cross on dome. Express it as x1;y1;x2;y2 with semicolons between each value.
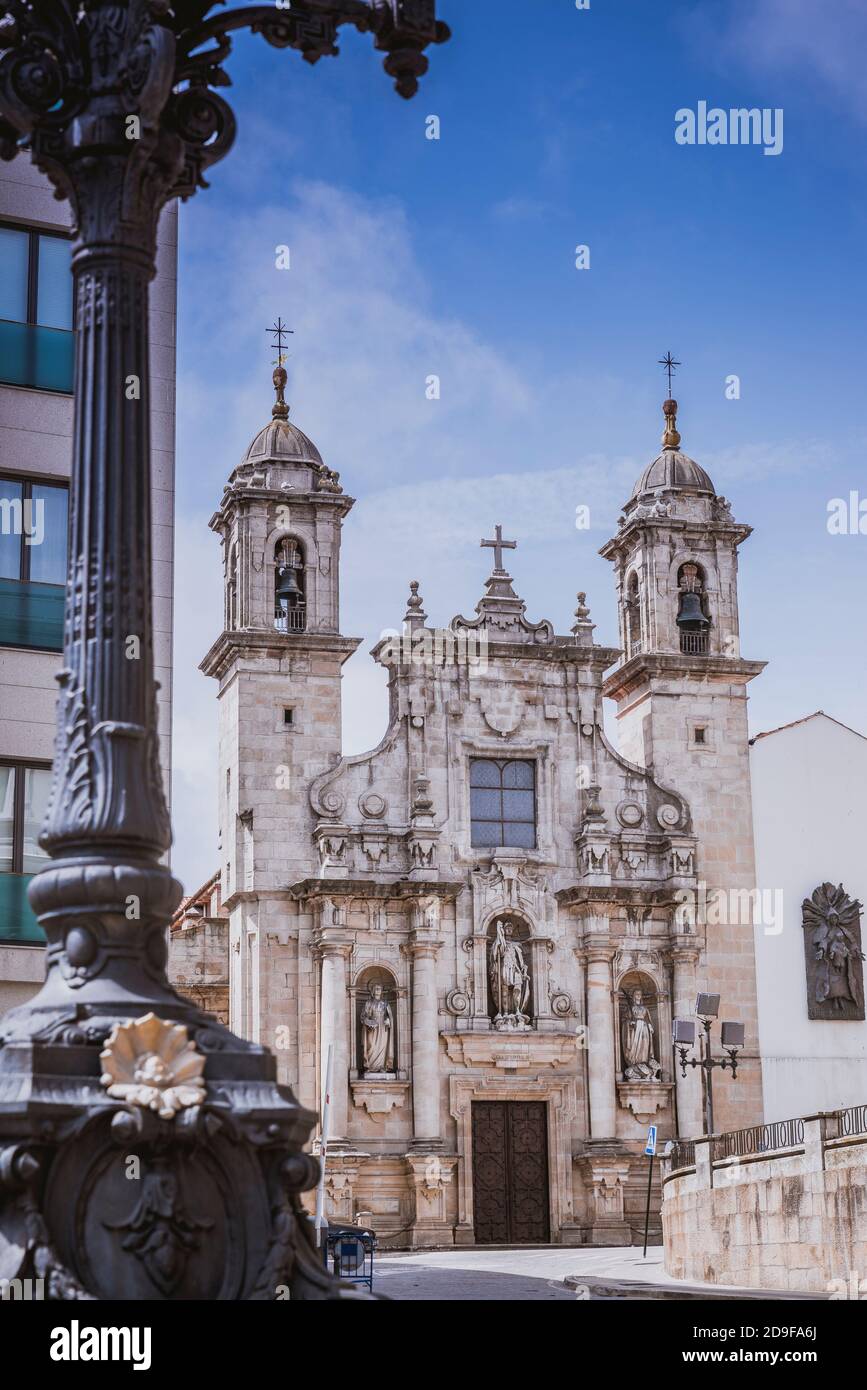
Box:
269;316;294;368
658;351;681;396
481;524;517;573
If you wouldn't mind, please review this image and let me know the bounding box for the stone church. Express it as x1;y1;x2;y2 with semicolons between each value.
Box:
185;364;767;1247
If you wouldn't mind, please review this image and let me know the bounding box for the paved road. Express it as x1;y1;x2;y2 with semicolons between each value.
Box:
372;1260;577;1301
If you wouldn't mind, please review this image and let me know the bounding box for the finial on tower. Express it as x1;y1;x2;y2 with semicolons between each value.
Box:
268;317;294;420
657;351;682;449
571;591;595;644
404;579;427;632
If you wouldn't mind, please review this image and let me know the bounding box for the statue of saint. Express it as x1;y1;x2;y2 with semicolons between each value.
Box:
802;883;865;1020
621;988;661;1080
360;982;394;1073
489;921;531;1030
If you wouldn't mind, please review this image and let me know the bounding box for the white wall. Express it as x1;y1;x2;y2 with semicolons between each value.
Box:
751;714;867;1121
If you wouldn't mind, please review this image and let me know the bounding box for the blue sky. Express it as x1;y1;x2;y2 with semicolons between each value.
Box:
171;0;867;889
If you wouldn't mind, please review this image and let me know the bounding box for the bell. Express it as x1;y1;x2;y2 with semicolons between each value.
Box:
276;564;302;602
676;591;709;629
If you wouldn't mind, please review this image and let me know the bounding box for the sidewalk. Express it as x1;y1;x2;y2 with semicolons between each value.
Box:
376;1245;827;1300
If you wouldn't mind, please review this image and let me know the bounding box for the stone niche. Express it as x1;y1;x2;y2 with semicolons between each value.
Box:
350;962;409;1119
615;967;673;1126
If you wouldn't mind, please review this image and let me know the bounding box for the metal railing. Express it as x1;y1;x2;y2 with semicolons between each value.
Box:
712;1116;804;1161
679;630;709;655
668;1140;696;1171
274;607;307;633
836;1103;867;1139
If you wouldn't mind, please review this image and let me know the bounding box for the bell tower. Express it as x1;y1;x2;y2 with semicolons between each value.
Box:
601;382;766;1131
200;345;359;1039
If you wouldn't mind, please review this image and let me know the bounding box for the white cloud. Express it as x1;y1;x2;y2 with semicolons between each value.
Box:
688;0;867;123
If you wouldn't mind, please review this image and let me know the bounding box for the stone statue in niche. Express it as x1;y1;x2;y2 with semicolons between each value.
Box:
802;883;865;1021
620;988;661;1080
489;921;531;1032
360;983;395;1073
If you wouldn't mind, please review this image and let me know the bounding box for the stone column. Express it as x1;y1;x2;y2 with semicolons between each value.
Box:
318;940;352;1143
585;947;617;1138
406;937;443;1148
671;949;704;1137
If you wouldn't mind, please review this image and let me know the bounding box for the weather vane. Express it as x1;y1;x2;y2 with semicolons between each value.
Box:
269;316;294;368
658;351;681;397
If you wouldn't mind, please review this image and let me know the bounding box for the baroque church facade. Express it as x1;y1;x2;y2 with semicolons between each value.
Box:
193;366;766;1247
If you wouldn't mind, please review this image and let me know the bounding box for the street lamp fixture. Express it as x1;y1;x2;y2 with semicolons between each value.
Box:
0;0;449;1302
673;994;744;1137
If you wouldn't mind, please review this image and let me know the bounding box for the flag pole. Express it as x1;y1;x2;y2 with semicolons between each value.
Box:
315;1042;334;1249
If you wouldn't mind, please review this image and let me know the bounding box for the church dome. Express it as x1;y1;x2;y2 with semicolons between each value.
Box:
630;449;715;500
240;357;324;466
629;398;716;501
242;416;323;467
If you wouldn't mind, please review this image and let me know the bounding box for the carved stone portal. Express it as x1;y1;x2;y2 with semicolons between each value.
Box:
802;883;865;1021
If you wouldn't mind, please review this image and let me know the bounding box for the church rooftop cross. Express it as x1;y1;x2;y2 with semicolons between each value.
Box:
658;350;681;398
481;524;517;574
269;316;294;369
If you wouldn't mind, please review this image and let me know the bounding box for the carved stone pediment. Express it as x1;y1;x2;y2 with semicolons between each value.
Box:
473;856;549;922
443;1032;576;1071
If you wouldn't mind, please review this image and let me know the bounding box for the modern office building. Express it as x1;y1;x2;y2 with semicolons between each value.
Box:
0;154;178;1014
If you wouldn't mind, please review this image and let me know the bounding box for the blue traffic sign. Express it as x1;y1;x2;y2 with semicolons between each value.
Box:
644;1125;657;1156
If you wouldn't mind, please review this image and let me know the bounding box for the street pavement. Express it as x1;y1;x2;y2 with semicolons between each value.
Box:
370;1245;763;1300
373;1261;576;1300
371;1245;666;1301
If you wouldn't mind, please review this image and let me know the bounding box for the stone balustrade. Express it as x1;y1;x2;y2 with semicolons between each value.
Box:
662;1107;867;1294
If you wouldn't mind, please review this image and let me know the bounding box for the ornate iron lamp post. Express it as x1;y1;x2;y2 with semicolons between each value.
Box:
0;0;448;1301
673;994;744;1137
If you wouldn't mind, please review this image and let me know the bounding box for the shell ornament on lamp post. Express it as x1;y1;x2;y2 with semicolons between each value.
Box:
100;1015;207;1121
0;0;449;1302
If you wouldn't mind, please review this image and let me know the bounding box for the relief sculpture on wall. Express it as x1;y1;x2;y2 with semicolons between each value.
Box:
802;883;865;1021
